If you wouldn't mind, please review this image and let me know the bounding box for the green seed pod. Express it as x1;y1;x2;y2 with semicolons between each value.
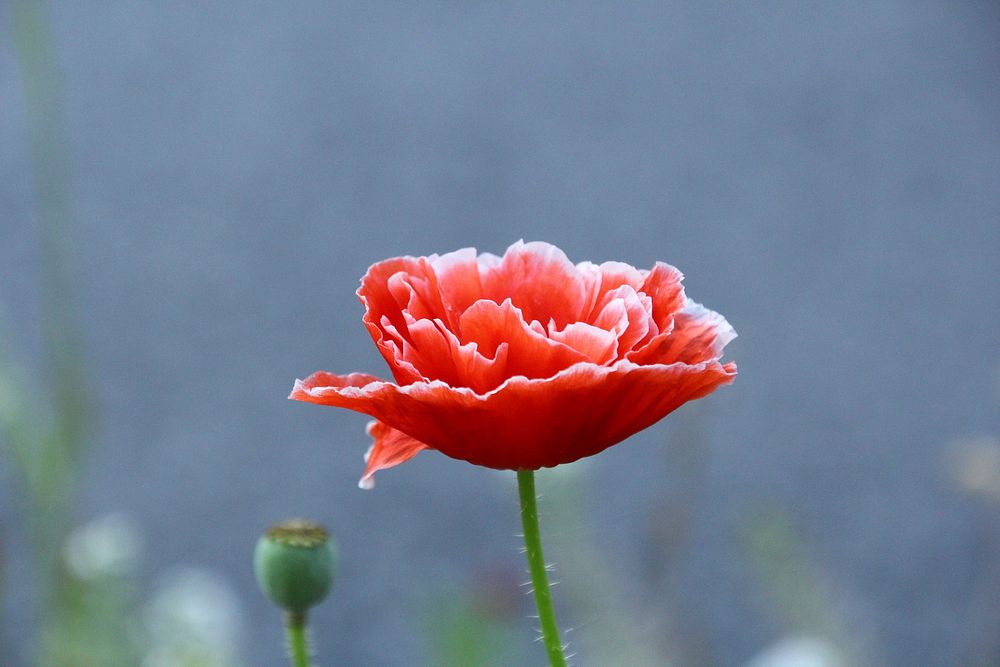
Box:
254;519;336;615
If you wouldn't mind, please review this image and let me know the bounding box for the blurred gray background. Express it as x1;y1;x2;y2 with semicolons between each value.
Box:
1;2;998;666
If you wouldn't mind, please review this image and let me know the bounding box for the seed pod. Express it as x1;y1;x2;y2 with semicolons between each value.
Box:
254;519;336;614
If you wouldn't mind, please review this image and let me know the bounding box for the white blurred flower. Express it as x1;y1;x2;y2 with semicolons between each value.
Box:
63;512;142;580
143;567;243;667
744;637;844;667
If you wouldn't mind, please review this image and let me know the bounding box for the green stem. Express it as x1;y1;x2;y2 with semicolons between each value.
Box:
285;612;311;667
517;470;568;667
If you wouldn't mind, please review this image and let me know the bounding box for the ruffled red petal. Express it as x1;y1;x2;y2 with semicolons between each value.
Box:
640;262;686;331
427;248;487;329
458;298;589;382
358;258;428;384
479;241;599;331
290;359;735;477
359;420;428;489
628;300;736;366
591;285;656;358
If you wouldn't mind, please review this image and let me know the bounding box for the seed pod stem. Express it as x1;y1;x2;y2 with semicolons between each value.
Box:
285;611;311;667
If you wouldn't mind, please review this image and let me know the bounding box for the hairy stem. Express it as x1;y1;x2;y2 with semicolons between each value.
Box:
517;470;568;667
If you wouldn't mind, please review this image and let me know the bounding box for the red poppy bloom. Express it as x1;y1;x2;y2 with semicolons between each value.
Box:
291;241;736;488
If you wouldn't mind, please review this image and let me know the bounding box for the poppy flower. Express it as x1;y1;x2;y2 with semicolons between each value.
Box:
290;241;736;488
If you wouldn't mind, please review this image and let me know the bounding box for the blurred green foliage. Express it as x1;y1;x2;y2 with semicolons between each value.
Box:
3;2;140;664
5;0;102;663
424;583;523;666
